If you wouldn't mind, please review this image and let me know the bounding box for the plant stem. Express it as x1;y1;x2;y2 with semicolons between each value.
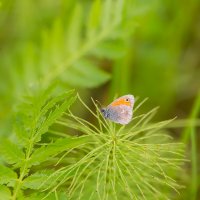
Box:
11;141;33;200
190;126;197;200
182;92;200;200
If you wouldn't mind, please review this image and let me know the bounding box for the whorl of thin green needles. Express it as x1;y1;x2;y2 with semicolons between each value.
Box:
40;94;186;200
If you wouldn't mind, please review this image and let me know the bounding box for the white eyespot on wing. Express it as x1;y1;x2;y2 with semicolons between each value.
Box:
117;108;133;125
121;109;125;114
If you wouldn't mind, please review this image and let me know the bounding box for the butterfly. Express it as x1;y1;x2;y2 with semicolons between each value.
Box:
101;95;134;125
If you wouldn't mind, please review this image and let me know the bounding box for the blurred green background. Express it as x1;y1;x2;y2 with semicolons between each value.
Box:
0;0;199;199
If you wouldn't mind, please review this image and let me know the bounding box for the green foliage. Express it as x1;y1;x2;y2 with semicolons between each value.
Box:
0;0;142;138
0;88;90;199
0;0;140;100
0;0;199;199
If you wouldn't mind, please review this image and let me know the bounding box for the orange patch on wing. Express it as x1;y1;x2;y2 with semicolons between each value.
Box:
111;99;131;107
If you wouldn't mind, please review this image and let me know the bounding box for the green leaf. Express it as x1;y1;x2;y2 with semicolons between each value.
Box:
39;90;75;119
50;18;64;65
87;0;101;38
0;186;11;200
0;165;17;186
113;0;124;25
101;0;112;29
14;84;59;146
34;93;77;142
66;3;82;54
21;43;38;86
23;170;55;190
61;60;110;88
29;136;89;166
0;140;25;165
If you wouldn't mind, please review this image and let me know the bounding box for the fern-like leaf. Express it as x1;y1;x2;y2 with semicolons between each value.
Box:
7;88;78;199
29;136;90;166
34;92;77;143
23;170;56;190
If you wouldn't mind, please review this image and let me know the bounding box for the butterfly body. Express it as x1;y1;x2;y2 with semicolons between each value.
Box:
101;95;134;125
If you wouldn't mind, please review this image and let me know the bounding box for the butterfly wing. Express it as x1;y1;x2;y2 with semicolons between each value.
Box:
106;95;134;125
106;105;133;125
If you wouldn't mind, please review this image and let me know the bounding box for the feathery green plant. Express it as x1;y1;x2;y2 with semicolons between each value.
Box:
55;96;186;200
0;88;90;199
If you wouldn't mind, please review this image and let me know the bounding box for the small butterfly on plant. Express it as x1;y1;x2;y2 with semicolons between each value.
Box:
100;95;135;125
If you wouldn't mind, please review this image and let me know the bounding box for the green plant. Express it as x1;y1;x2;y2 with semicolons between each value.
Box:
0;90;185;199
